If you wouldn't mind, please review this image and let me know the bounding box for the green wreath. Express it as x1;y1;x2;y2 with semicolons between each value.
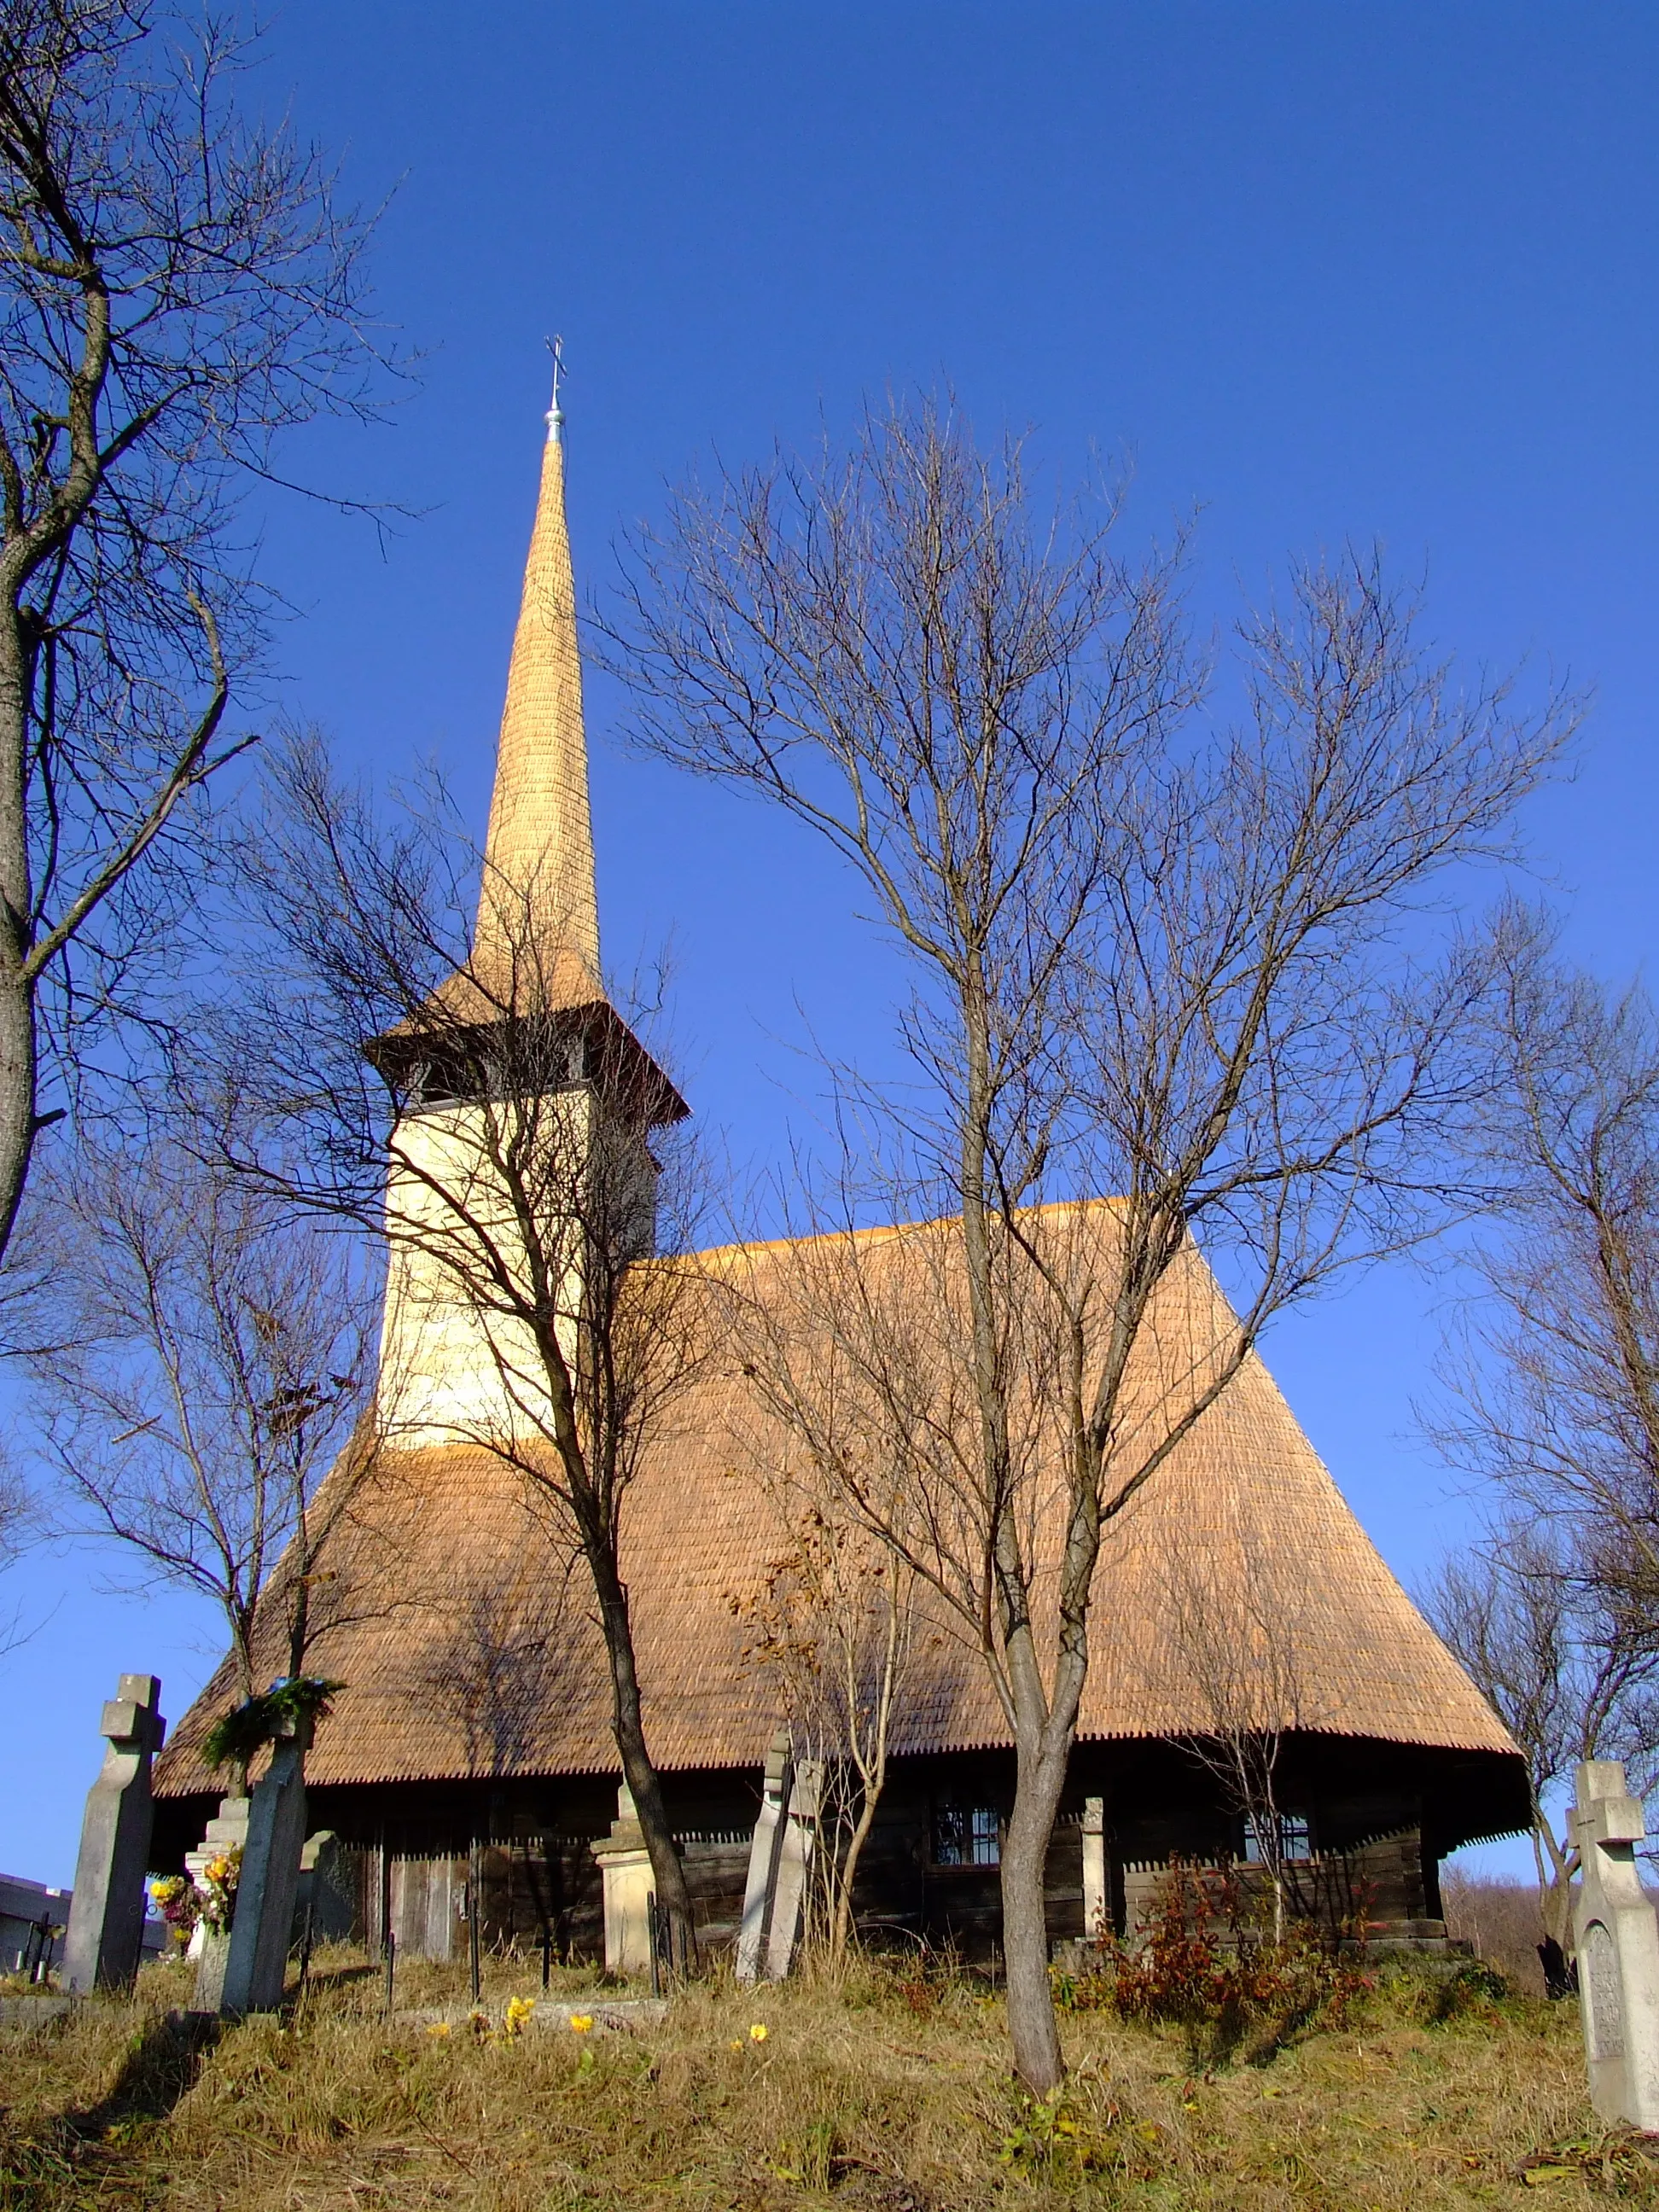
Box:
202;1675;345;1771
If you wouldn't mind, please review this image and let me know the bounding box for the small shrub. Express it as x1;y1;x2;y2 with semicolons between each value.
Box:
895;1972;935;2018
890;1948;963;2018
1102;1860;1372;2064
1431;1958;1516;2025
998;2089;1080;2168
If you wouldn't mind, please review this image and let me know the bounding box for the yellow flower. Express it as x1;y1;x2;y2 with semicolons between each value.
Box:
568;2013;594;2034
749;2023;768;2043
729;2038;744;2051
504;1995;536;2038
426;2021;451;2039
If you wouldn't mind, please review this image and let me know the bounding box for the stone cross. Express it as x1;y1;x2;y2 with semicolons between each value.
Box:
1570;1759;1659;2131
188;1794;252;2010
219;1714;314;2015
736;1732;793;1985
1082;1796;1107;1941
764;1756;824;1980
294;1831;356;1947
62;1675;166;1994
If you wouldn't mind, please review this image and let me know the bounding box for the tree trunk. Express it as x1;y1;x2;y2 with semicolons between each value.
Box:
1534;1818;1577;1956
0;968;37;1265
0;615;38;1267
590;1548;698;1964
831;1782;881;1962
223;1637;259;1802
958;989;1071;2087
1001;1731;1069;2094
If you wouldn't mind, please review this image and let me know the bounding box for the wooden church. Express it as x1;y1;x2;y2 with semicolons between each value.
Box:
152;393;1528;1964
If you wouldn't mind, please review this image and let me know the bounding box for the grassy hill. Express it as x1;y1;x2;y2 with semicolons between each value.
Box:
2;1943;1651;2210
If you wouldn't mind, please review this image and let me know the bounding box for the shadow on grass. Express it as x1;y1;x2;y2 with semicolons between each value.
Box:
68;2011;224;2137
1429;1961;1515;2026
1243;1993;1327;2068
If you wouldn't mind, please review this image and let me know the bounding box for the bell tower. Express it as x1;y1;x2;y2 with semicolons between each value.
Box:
371;368;686;1447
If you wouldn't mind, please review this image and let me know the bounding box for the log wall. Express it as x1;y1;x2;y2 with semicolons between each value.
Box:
276;1742;1464;1966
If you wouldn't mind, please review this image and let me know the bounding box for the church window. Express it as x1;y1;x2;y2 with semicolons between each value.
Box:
934;1803;1001;1866
1242;1809;1313;1864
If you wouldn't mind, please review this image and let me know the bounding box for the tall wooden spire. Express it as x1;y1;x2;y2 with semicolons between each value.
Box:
471;392;602;1010
378;375;684;1127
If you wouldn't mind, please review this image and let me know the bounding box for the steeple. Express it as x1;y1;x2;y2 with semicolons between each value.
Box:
471;352;602;1011
372;364;685;1131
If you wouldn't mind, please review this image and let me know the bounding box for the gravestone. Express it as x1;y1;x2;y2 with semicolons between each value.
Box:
293;1831;356;1948
591;1785;655;1976
62;1676;166;1994
736;1732;793;1985
765;1756;824;1979
188;1794;252;2011
220;1716;313;2015
1570;1759;1659;2131
1081;1796;1107;1941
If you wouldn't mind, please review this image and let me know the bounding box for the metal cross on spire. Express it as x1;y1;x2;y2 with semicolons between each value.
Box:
544;334;566;445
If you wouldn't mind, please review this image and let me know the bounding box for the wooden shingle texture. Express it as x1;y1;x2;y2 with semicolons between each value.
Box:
156;1207;1513;1796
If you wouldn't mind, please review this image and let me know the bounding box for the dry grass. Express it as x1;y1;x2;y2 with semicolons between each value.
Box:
0;1942;1648;2210
1441;1874;1552;1996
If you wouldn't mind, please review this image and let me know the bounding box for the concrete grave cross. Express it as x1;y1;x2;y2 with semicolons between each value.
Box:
736;1731;793;1986
218;1709;316;2016
1082;1796;1107;1941
1571;1760;1659;2133
63;1675;166;1994
765;1755;824;1981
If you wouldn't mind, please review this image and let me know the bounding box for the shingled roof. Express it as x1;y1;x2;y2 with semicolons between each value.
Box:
155;1208;1516;1799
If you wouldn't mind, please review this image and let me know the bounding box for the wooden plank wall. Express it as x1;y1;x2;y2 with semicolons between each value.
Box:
1120;1827;1439;1946
357;1833;754;1964
346;1815;1440;1966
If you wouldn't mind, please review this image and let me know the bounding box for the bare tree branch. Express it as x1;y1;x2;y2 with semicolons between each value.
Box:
0;0;399;1264
725;1391;925;1962
1423;913;1659;1949
18;1103;385;1789
606;393;1575;2089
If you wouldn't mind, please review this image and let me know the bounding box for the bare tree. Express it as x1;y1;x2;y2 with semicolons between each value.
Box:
727;1412;923;1961
1159;1516;1330;1942
1420;911;1659;1945
21;1121;381;1789
203;738;714;1956
0;1452;30;1551
0;0;392;1260
0;1447;40;1662
606;397;1575;2088
1420;1520;1656;1954
1431;912;1659;1624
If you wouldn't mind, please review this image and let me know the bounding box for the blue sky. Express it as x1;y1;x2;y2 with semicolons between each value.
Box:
4;3;1656;1883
